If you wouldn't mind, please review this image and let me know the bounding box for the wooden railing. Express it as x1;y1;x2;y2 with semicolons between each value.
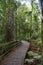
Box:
0;40;21;61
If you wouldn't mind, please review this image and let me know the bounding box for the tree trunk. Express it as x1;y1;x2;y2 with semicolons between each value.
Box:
40;0;43;48
5;0;15;42
41;6;43;47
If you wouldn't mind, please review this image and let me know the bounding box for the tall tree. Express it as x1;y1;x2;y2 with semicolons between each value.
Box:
5;0;15;42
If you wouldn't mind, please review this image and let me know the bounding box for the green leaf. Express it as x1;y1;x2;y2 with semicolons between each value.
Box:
27;51;34;56
24;59;34;63
27;51;38;56
34;55;42;60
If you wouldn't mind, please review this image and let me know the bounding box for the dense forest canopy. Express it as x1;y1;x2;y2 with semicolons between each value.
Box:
0;0;41;43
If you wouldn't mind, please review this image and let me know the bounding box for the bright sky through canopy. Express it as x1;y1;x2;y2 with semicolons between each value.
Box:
21;0;39;8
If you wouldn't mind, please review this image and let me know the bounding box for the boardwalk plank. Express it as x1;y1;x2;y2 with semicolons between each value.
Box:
0;41;30;65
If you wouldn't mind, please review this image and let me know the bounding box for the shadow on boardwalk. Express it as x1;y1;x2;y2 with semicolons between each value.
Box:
0;40;30;65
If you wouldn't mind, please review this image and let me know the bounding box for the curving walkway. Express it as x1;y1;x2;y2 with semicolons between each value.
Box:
0;41;30;65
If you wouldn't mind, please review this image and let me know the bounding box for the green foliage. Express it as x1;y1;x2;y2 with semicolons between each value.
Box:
37;63;42;65
0;0;41;43
27;51;38;56
27;51;34;56
27;51;42;60
24;59;34;63
34;55;42;60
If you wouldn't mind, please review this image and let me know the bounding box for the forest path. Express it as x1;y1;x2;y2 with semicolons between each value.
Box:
0;41;30;65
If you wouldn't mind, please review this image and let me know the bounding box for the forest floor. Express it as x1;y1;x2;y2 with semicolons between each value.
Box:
24;44;43;65
0;41;30;65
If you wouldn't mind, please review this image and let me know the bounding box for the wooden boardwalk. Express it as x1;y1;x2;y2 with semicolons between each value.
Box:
0;41;30;65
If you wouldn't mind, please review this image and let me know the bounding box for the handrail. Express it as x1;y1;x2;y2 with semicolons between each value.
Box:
0;40;16;47
0;40;21;61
